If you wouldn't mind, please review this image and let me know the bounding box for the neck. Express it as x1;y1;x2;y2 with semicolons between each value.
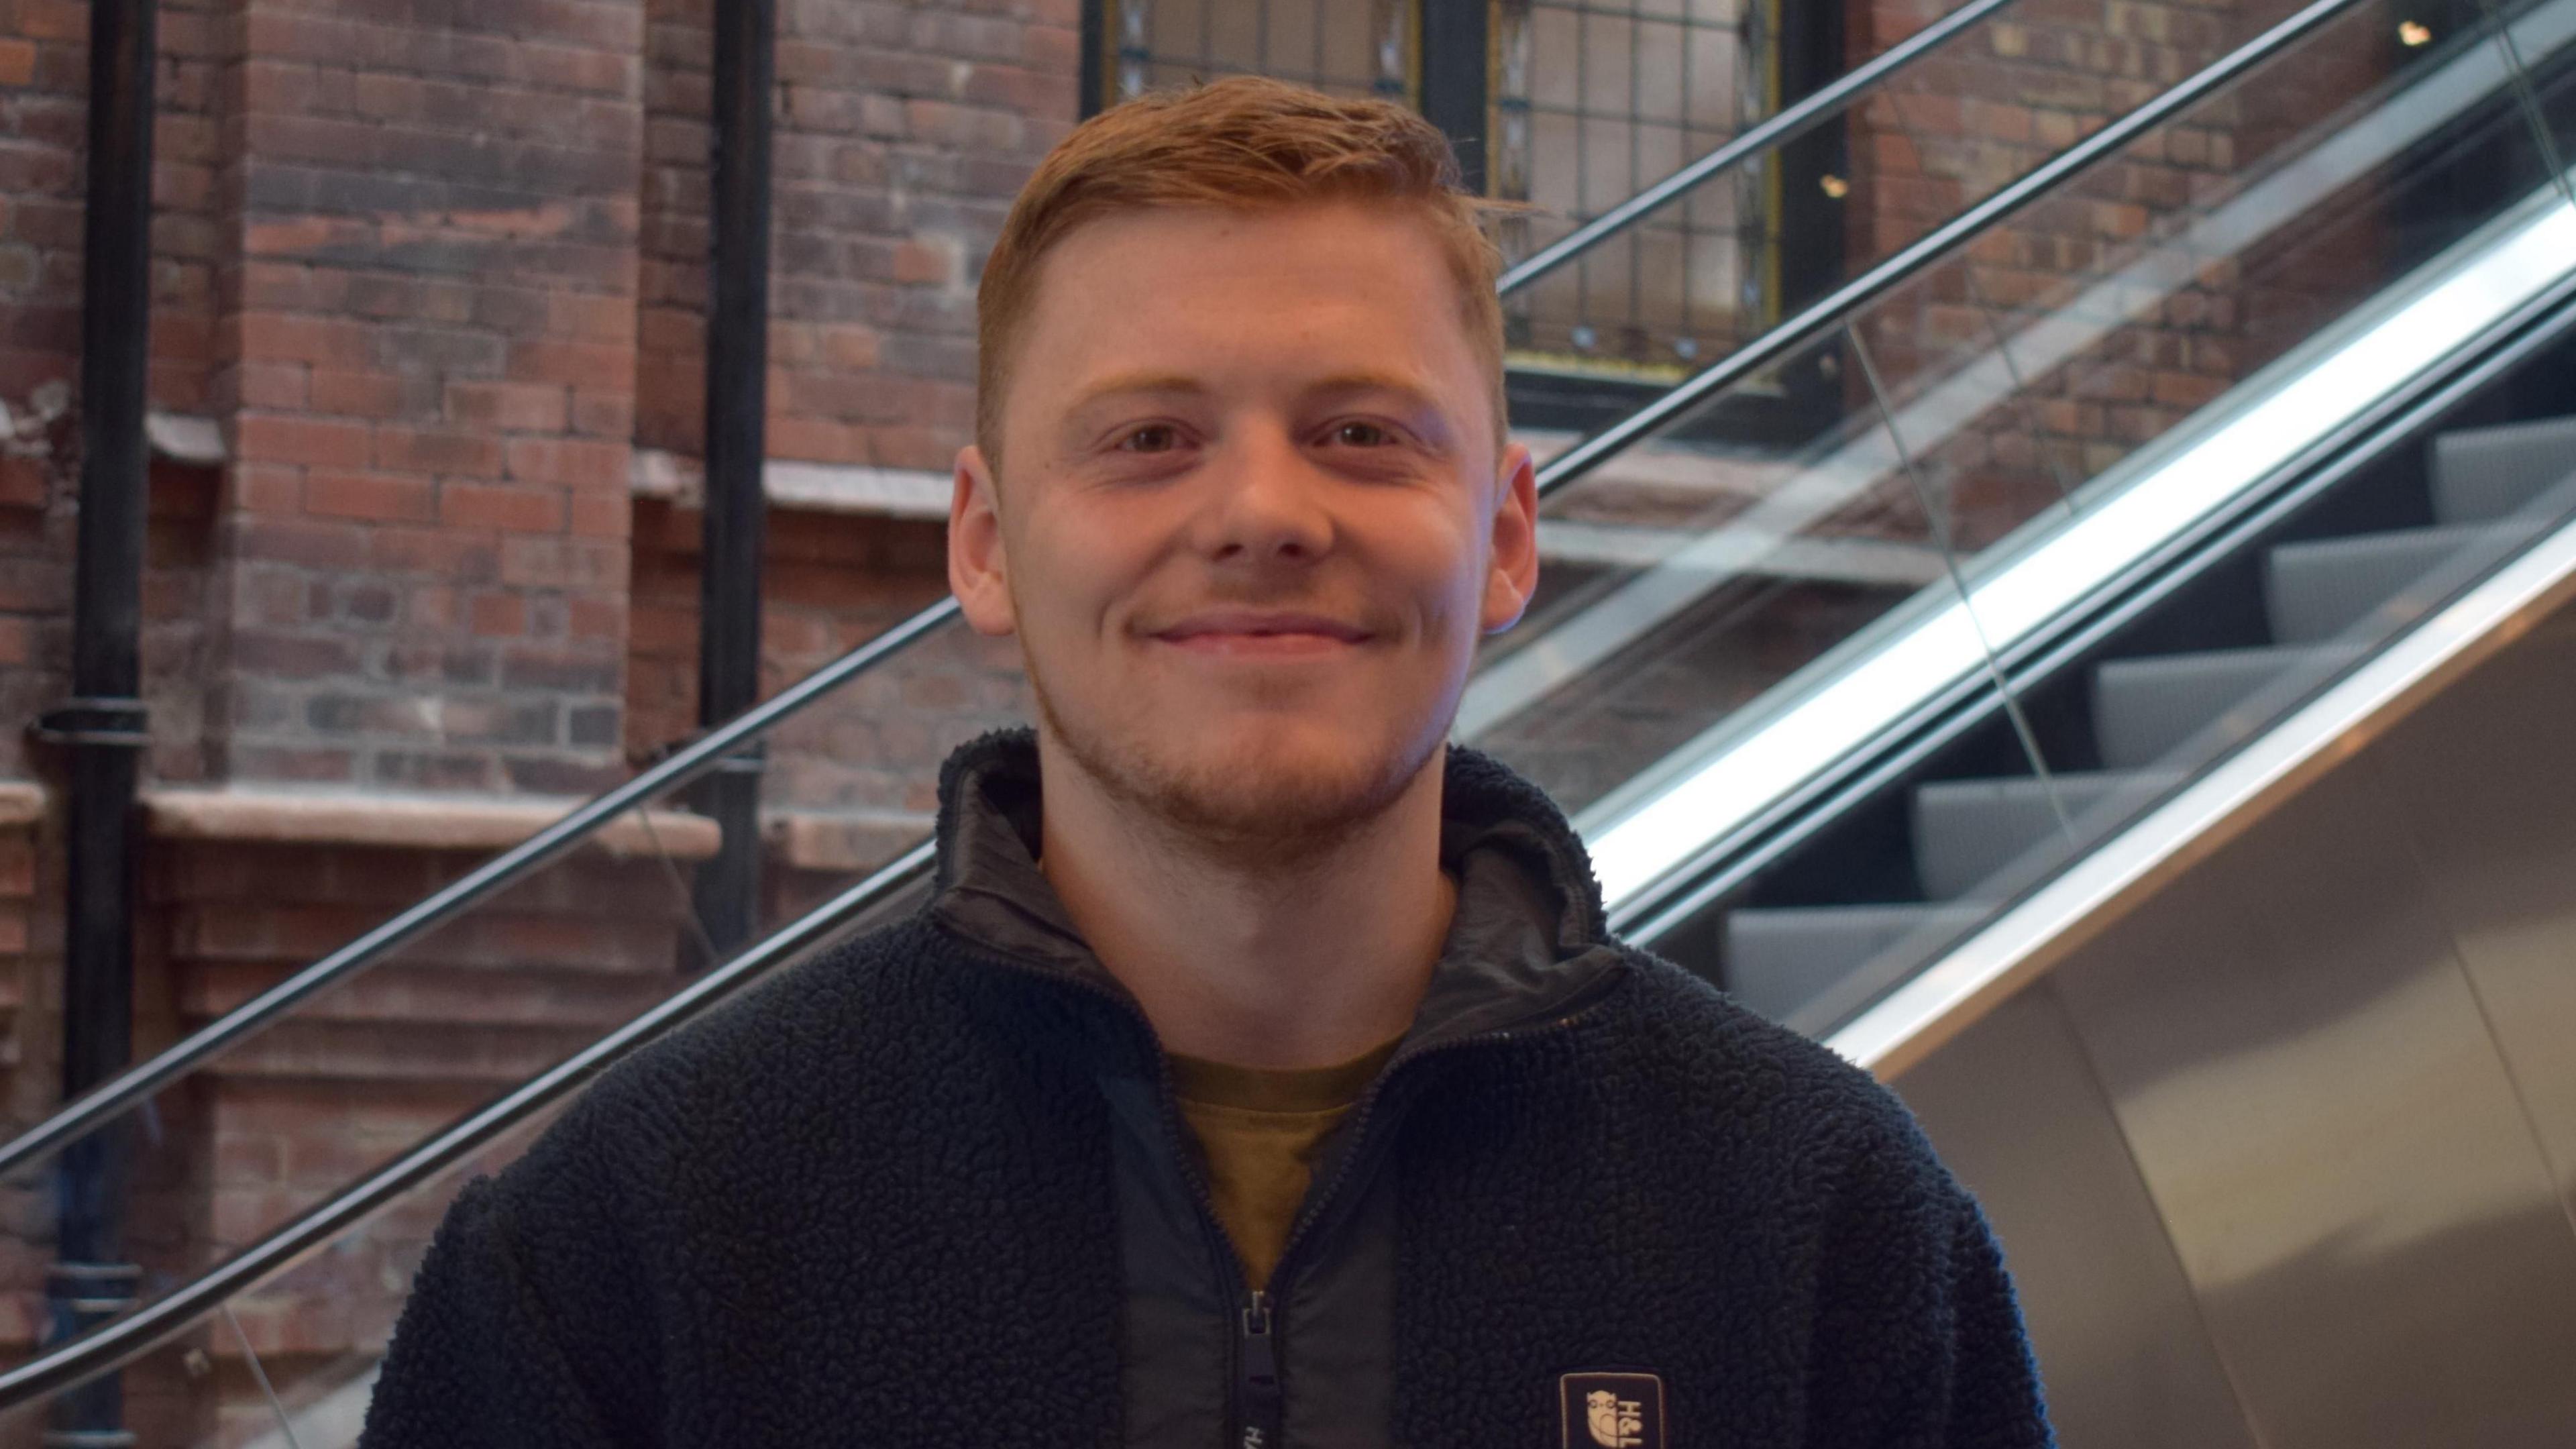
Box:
1034;739;1457;1070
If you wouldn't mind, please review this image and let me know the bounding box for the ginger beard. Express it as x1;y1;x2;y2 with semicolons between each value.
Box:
1017;583;1469;867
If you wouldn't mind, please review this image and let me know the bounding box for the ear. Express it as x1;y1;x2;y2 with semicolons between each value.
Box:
1480;439;1540;635
949;445;1019;637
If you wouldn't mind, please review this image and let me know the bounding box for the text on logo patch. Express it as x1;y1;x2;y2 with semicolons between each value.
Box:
1558;1371;1666;1449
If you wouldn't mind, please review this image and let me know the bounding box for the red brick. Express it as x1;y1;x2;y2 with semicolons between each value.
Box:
507;339;629;387
569;492;628;538
570;388;633;438
238;312;374;368
229;463;305;513
0;40;38;88
235;414;374;469
440;482;566;535
445;381;568;433
0;458;47;508
376;427;506;478
309;370;413;420
368;526;500;579
567;595;622;643
500;536;624;588
548;291;635;343
468;592;528;637
504;437;627;492
236;361;311;410
303;470;435;523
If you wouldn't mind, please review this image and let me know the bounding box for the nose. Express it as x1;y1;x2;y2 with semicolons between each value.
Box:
1190;427;1334;569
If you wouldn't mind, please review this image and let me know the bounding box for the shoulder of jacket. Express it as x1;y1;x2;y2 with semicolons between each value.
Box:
494;917;961;1181
1587;948;1948;1177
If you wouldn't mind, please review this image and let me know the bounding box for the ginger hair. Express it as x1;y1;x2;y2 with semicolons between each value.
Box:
975;75;1512;470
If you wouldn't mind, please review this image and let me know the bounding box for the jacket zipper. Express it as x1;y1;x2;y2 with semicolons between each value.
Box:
940;924;1629;1448
1237;1287;1281;1448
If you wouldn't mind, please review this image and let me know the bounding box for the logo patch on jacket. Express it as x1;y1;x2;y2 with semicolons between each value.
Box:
1559;1371;1665;1448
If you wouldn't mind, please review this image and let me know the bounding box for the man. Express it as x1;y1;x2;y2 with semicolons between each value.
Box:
362;77;2051;1448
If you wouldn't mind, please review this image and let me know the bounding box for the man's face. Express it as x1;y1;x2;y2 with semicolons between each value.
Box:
949;200;1539;848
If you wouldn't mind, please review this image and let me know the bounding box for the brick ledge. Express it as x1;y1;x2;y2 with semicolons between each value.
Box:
765;809;934;873
631;448;953;521
140;788;723;860
0;782;42;828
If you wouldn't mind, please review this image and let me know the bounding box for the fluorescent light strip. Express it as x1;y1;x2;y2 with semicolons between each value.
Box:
1587;193;2576;906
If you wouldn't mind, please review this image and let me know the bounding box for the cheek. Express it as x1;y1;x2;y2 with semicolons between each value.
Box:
1008;506;1150;641
1385;518;1491;639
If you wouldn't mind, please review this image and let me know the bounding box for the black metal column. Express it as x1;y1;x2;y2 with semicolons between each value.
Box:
688;0;777;967
1418;0;1492;192
38;0;159;1441
1080;0;1108;117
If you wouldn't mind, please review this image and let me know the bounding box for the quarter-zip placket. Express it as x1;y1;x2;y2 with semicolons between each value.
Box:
941;922;1627;1448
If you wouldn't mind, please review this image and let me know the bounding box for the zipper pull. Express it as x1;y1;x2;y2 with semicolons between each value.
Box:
1236;1289;1283;1449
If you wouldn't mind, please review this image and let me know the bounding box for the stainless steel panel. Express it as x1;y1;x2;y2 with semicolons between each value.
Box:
2050;769;2576;1449
2361;608;2576;1222
1892;981;2256;1449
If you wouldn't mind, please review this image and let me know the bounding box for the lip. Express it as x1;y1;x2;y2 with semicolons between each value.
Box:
1148;609;1373;655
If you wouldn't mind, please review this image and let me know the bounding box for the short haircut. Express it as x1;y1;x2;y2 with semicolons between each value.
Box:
975;75;1512;470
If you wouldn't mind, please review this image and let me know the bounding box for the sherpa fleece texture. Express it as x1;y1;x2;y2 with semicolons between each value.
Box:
360;733;2052;1448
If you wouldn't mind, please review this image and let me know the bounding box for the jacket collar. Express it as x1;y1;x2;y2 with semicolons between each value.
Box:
923;728;1627;1063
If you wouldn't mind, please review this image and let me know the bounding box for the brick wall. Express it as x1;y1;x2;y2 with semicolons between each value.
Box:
636;0;1077;474
0;0;1076;1433
214;0;650;796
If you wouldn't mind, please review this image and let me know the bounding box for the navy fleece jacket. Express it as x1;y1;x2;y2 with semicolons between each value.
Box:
360;733;2052;1447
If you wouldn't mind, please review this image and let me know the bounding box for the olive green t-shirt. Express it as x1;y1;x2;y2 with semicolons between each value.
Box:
1166;1034;1404;1292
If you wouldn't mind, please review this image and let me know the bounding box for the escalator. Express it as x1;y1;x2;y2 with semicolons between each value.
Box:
4;0;2575;1440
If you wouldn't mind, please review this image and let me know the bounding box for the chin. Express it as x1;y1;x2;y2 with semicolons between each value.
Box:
1040;686;1446;853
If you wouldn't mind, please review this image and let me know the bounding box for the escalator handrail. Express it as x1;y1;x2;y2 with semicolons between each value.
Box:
0;0;2071;1185
0;841;938;1411
1493;0;2018;297
0;0;2472;1396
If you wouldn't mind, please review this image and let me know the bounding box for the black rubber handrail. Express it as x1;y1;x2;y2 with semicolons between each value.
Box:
0;0;2026;1185
0;0;2404;1405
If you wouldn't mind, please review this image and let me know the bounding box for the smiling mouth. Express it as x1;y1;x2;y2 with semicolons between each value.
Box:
1148;612;1373;655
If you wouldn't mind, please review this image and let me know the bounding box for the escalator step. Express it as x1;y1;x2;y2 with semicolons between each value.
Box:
1723;903;1987;1023
2092;644;2363;771
2430;414;2576;525
2263;523;2524;644
1912;771;2184;902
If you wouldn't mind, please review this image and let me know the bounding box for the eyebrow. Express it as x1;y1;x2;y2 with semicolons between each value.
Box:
1061;370;1453;425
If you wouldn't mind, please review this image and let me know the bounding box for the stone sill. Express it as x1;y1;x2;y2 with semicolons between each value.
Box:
0;784;949;876
0;782;41;829
631;448;953;521
764;809;935;873
140;788;724;860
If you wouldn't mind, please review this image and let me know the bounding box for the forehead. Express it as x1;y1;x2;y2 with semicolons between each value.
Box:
1010;201;1487;415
